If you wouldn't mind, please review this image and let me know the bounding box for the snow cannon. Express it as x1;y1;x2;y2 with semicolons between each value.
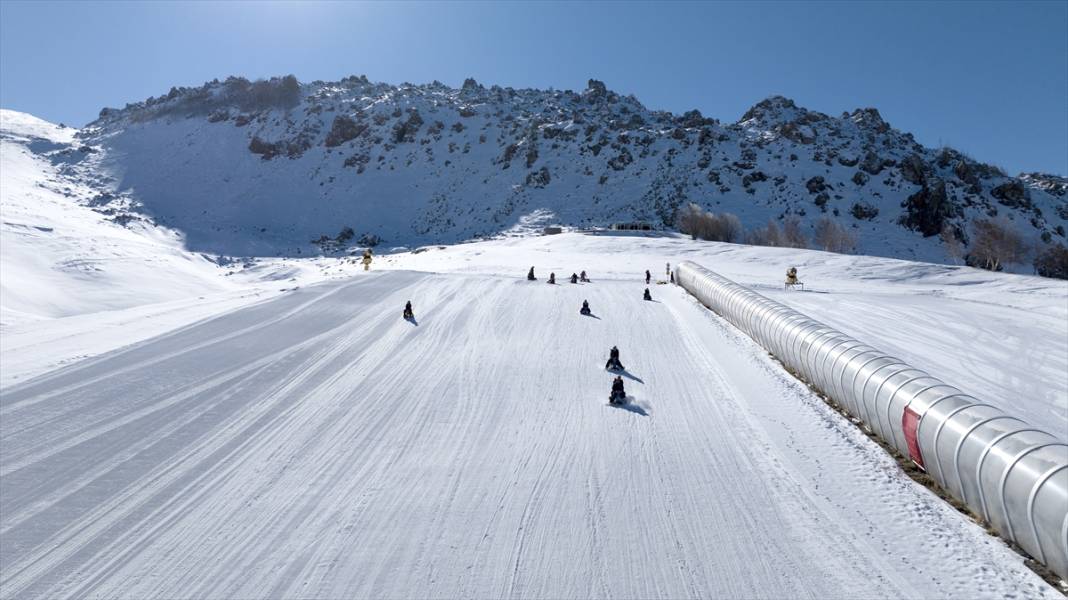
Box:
785;267;803;290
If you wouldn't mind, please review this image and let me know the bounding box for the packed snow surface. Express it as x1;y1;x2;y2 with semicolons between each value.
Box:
3;103;1066;598
2;233;1065;598
386;232;1068;437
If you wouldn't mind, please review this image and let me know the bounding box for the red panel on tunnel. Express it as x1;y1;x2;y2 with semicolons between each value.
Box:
902;406;925;470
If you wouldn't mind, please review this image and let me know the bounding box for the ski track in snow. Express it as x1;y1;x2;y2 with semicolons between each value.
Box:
0;271;1057;599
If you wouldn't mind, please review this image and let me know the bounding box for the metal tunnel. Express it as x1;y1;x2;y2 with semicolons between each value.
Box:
675;260;1068;580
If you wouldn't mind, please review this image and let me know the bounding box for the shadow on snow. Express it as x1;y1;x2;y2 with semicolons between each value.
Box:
608;397;649;416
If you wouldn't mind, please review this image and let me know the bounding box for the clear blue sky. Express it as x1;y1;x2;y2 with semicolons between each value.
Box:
2;0;1065;174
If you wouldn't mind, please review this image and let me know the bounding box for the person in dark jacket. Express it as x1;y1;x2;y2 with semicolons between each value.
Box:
403;301;414;319
570;273;579;284
643;288;652;301
605;346;623;370
547;272;556;284
645;269;651;284
580;270;589;282
580;300;591;315
610;376;626;404
527;267;536;281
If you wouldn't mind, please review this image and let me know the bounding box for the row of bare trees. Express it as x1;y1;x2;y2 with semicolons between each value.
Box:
677;203;857;253
942;218;1027;271
675;203;744;243
941;218;1067;278
676;203;1066;279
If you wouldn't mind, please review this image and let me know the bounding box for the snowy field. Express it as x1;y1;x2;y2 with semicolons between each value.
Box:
384;232;1068;437
2;233;1066;597
3;114;1066;596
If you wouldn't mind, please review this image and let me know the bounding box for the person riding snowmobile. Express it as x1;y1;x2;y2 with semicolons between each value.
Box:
547;272;556;284
610;376;626;404
580;271;589;282
527;267;536;281
570;273;579;284
403;301;414;320
605;345;623;371
643;288;652;301
645;269;651;284
580;300;591;315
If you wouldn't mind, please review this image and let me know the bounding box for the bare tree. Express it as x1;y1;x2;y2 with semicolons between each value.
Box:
747;219;783;247
718;212;744;243
1033;243;1068;279
676;203;745;243
968;217;1027;271
940;224;964;264
676;203;704;240
813;217;857;254
782;216;808;249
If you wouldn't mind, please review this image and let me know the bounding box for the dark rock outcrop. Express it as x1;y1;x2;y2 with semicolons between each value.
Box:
325;115;367;147
860;151;887;175
525;166;551;188
806;176;828;194
900;154;927;185
991;180;1031;209
901;178;958;236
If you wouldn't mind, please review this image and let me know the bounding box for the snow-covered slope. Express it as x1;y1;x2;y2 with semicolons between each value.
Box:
382;232;1068;437
0;109;233;326
1;268;1059;598
67;76;1067;267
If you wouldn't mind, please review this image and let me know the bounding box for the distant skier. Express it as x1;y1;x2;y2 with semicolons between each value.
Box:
666;262;671;279
580;300;591;315
403;301;414;320
670;272;675;284
547;272;556;284
645;269;651;284
580;271;589;282
570;273;579;284
609;375;626;405
605;345;624;371
527;267;536;281
643;288;652;301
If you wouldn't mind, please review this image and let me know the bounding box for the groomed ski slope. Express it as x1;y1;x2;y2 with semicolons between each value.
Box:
0;270;1057;599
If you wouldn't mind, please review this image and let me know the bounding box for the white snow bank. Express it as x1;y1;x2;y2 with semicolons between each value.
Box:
1;112;234;326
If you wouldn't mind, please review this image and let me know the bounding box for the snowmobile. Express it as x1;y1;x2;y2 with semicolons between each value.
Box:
643;288;652;301
570;273;579;284
605;346;624;371
547;273;556;284
403;301;414;320
580;300;592;315
527;267;536;281
609;376;627;405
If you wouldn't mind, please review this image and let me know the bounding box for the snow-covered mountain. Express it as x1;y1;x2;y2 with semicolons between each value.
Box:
0;109;234;327
18;76;1068;263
